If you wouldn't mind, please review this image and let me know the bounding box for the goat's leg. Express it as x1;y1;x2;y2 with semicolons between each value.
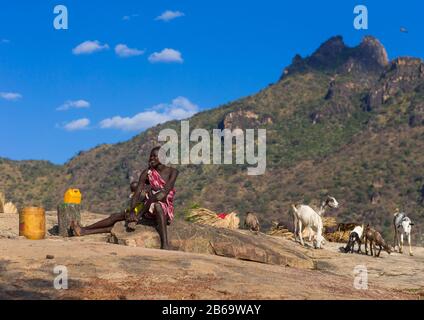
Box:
370;240;374;256
395;230;400;253
298;221;305;246
308;227;313;242
375;243;381;257
393;222;398;249
400;233;404;254
367;239;370;256
357;238;362;254
349;236;356;253
293;216;298;242
408;233;413;256
364;237;368;256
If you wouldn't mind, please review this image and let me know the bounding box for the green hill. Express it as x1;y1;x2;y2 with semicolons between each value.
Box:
1;35;423;244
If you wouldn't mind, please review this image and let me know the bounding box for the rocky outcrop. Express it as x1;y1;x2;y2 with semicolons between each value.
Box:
219;109;273;131
307;36;348;70
363;57;424;116
108;220;315;269
353;36;389;71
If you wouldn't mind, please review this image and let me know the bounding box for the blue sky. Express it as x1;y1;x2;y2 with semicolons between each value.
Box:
1;0;423;164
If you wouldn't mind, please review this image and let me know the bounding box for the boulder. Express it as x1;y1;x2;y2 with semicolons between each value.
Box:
108;220;315;269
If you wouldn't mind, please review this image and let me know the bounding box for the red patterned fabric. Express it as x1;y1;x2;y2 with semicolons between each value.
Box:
145;168;175;222
217;213;228;219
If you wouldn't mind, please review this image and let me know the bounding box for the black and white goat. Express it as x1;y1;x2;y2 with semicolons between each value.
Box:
393;211;414;256
343;225;364;254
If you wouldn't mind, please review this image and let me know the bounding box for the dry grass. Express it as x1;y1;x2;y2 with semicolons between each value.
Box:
185;207;240;229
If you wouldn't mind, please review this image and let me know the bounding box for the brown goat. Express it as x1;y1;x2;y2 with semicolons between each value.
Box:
364;225;392;257
244;212;260;232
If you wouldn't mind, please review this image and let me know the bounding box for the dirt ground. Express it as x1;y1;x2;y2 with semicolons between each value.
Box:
0;212;423;300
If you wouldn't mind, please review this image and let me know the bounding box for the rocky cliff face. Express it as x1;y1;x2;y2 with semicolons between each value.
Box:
364;57;424;128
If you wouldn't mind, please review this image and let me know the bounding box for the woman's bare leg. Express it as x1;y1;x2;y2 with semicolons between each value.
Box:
72;222;114;236
154;203;169;250
71;212;125;236
83;212;125;229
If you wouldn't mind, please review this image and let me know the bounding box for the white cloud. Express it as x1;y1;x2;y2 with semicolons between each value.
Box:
72;40;109;55
153;96;199;118
63;118;90;131
0;92;22;101
100;112;170;132
57;100;91;111
123;14;139;21
115;44;145;58
100;96;199;131
155;10;185;22
148;48;183;63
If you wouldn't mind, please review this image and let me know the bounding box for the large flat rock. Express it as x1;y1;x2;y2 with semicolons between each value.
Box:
0;238;418;300
108;220;315;269
0;212;422;299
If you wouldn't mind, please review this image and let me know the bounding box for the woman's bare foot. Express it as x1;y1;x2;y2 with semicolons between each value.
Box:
70;221;83;236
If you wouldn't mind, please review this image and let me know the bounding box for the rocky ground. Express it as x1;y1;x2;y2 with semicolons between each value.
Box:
0;212;423;300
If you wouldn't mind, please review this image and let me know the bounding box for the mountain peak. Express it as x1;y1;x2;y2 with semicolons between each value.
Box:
313;35;347;58
356;35;389;69
282;35;389;78
314;35;347;55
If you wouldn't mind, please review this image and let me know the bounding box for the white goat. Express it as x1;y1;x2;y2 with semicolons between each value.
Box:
393;211;414;256
291;196;339;249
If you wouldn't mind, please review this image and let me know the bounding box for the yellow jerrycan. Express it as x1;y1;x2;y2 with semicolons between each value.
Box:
64;188;82;205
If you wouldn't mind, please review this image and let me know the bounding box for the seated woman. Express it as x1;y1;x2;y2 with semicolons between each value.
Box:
71;146;179;250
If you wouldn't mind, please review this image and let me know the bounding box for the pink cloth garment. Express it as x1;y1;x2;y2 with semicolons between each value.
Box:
144;168;176;222
217;213;228;219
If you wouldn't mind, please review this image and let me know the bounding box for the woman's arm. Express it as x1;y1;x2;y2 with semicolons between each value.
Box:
130;168;148;211
153;168;179;202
